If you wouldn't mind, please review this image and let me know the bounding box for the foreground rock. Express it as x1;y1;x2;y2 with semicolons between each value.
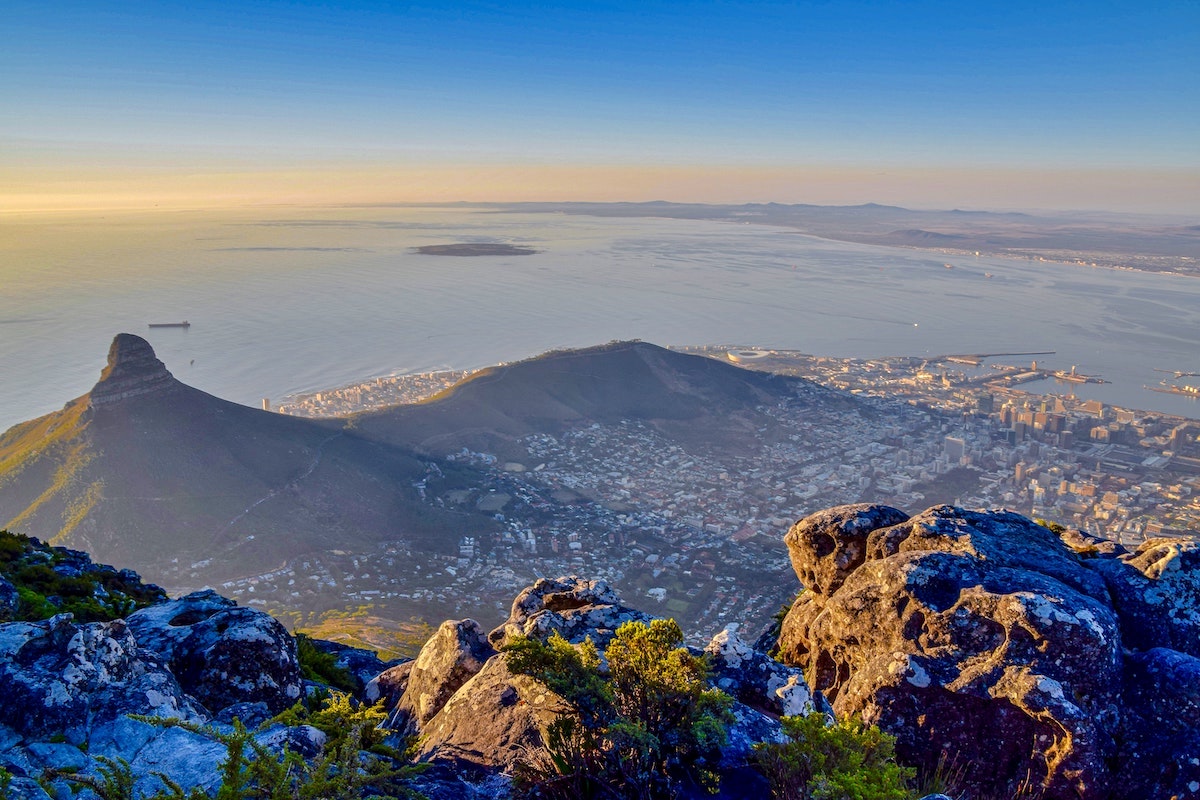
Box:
127;589;303;715
775;503;1200;800
487;576;654;650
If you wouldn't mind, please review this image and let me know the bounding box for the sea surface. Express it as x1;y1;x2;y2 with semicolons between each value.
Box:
2;204;1198;432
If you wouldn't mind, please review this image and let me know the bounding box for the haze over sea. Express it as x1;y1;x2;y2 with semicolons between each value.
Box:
2;205;1198;432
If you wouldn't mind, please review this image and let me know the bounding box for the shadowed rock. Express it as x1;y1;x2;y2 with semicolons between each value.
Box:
127;590;302;715
1090;537;1200;656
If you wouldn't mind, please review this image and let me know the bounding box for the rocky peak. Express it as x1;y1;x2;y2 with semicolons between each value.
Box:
89;334;178;407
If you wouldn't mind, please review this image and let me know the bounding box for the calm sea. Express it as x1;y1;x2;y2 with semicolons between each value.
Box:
2;204;1198;432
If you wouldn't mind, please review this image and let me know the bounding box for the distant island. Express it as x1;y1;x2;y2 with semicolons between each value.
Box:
415;242;540;256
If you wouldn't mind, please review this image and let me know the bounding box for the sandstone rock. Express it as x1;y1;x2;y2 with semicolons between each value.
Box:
365;660;412;706
2;776;52;800
1090;537;1200;657
416;653;573;768
784;503;910;594
88;333;180;408
777;504;1124;800
390;619;495;732
704;625;814;717
0;614;204;744
1057;526;1127;559
488;576;654;650
127;590;302;715
719;701;786;769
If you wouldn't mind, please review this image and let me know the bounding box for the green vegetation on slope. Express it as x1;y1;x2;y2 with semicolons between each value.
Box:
0;529;166;622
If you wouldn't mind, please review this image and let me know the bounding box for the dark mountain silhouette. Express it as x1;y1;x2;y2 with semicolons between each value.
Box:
0;334;489;582
351;340;841;460
0;336;849;601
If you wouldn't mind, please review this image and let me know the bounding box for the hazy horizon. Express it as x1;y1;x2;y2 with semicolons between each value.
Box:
4;1;1198;215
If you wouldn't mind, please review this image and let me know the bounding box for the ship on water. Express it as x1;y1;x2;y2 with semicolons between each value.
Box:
148;321;190;328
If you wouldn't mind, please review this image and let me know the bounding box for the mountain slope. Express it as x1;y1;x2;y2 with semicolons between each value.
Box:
352;340;833;459
0;334;488;582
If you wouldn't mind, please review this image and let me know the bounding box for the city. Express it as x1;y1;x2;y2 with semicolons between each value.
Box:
208;346;1200;647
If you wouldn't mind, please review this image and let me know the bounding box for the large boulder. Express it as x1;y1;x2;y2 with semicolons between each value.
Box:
1090;537;1200;657
0;614;204;744
784;503;911;595
488;576;655;650
389;620;494;732
127;590;302;715
777;505;1123;800
415;653;573;768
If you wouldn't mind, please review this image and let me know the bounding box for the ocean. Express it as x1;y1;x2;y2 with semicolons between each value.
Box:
2;204;1198;431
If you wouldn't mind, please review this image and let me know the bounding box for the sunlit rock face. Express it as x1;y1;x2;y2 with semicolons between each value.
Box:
775;502;1200;800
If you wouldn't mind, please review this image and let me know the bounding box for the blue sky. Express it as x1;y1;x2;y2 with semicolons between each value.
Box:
3;1;1198;211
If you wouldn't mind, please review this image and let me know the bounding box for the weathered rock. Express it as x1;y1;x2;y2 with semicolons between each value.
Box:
784;503;911;594
1090;537;1200;657
1116;647;1200;800
719;701;786;768
488;576;654;650
2;776;53;800
88;333;180;407
416;653;573;768
391;619;495;732
366;660;412;706
704;625;814;717
1057;526;1128;559
0;614;204;744
127;590;302;715
777;505;1124;800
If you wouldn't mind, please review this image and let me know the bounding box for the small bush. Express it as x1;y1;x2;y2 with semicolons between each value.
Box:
506;619;733;799
752;713;914;800
295;634;358;693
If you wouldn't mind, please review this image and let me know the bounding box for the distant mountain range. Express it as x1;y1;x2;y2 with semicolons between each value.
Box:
0;335;829;592
485;201;1200;273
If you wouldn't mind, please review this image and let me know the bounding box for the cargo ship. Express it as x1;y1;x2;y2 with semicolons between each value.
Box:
148;321;190;328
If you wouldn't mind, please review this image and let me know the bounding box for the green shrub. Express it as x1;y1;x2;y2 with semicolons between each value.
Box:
294;634;358;693
506;618;733;799
116;693;425;800
751;712;914;800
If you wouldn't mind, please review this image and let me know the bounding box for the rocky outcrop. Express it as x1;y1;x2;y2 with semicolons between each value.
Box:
0;614;204;744
306;638;401;693
487;576;654;650
1089;537;1200;656
127;590;302;715
390;619;495;732
88;333;180;407
416;653;573;767
775;503;1200;800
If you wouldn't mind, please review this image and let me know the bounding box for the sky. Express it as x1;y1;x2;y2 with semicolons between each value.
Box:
3;0;1198;213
